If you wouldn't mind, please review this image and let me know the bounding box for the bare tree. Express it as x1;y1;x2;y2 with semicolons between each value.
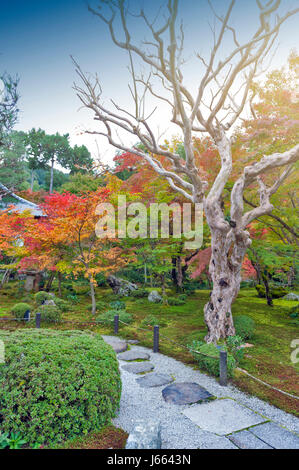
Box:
73;0;299;343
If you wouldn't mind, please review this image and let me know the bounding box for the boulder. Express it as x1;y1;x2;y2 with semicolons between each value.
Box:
148;290;162;303
283;293;299;301
44;299;56;306
107;275;138;296
126;420;161;449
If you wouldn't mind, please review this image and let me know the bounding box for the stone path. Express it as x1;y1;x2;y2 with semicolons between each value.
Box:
102;335;299;449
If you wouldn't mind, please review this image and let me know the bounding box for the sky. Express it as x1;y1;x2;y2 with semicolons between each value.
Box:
1;0;298;166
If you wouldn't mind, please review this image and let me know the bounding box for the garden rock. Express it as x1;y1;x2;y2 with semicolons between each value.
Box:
122;362;154;374
136;373;174;388
44;299;56;306
107;275;138;296
126;420;161;449
148;290;162;303
162;382;214;405
118;350;150;361
283;293;299;301
102;335;128;353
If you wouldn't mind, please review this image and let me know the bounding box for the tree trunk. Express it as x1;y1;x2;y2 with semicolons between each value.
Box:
203;220;250;343
144;263;147;284
90;278;96;316
49;157;54;193
0;269;10;289
58;272;62;298
177;256;183;291
45;272;55;291
262;272;273;307
30;169;34;191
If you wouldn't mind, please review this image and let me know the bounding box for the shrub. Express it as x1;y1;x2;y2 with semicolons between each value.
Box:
178;293;187;302
130;288;148;298
109;300;126;310
167;296;186;306
141;315;167;328
72;283;90;295
0;329;121;445
34;291;52;305
35;305;61;323
97;309;133;326
234;315;255;340
54;298;71;313
189;340;236;378
11;303;31;321
226;335;244;363
289;304;299;319
255;284;288;299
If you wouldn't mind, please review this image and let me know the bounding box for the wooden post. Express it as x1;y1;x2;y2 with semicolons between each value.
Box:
219;350;228;386
153;325;159;353
35;312;41;329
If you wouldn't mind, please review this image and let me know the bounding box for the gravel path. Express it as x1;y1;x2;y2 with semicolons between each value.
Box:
105;337;299;449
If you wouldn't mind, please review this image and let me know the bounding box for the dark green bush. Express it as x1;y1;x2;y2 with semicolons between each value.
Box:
234;315;255;340
167;296;186;306
0;329;121;445
141;315;167;328
11;303;31;321
189;341;236;378
289;304;299;319
109;300;126;310
35;305;61;323
255;284;288;299
178;294;187;302
34;291;52;305
226;335;244;363
97;309;133;326
54;298;71;313
130;288;148;298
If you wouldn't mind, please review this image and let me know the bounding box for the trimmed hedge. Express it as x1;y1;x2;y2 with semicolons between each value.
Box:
255;284;288;299
167;296;186;306
130;288;148;298
97;309;133;326
189;341;236;378
0;329;121;445
34;291;53;305
34;305;61;323
11;303;31;321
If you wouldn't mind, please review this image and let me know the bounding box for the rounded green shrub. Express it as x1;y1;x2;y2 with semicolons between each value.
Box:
130;288;148;298
234;315;255;340
71;283;90;295
109;300;126;310
178;294;187;302
141;315;167;328
0;329;121;445
54;298;71;312
289;304;299;319
167;296;186;306
11;303;31;321
34;291;52;305
97;309;133;326
255;284;288;299
35;305;61;323
189;340;236;378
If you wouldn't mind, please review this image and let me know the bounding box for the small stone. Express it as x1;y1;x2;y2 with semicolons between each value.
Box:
102;335;127;353
162;382;214;405
136;373;174;388
118;350;150;361
122;362;154;374
126;420;161;449
148;290;162;303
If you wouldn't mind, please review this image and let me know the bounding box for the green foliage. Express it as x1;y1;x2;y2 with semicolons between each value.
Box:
95;272;107;287
289;304;299;319
189;341;236;378
226;335;244;363
178;293;187;301
167;296;186;306
60;173;103;195
0;329;121;445
141;315;167;328
97;309;133;326
54;298;71;312
35;304;61;323
255;284;288;299
72;283;90;295
234;315;255;340
34;291;52;305
109;300;126;310
11;302;31;320
0;432;27;449
130;288;148;298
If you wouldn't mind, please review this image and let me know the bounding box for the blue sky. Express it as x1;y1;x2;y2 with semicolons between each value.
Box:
1;0;298;164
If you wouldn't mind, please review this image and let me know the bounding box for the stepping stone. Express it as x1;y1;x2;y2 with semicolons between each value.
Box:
128;340;139;345
136;373;174;388
122;362;154;374
118;350;150;361
162;382;214;405
228;430;273;449
249;422;299;449
102;335;127;353
182;399;266;436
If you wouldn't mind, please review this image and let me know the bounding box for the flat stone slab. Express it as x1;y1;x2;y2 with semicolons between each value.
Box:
228;430;273;449
118;350;150;361
249;422;299;449
162;382;214;405
122;362;154;374
102;335;127;353
128;340;140;345
136;373;174;388
183;399;267;435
